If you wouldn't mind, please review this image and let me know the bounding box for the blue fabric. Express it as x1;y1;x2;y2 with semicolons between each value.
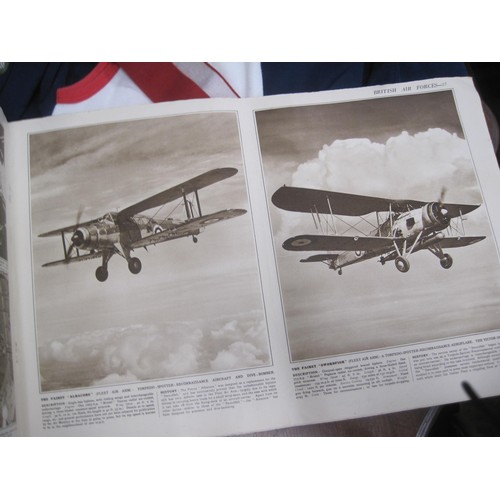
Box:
0;63;97;121
363;62;468;87
261;62;468;95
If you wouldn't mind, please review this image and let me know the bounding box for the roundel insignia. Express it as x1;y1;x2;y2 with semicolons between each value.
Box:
203;217;222;225
291;238;312;247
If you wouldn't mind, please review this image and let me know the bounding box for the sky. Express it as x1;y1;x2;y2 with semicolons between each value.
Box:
29;111;270;391
256;89;500;361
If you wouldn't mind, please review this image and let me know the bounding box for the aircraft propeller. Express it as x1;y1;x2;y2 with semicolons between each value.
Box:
437;186;449;222
66;205;85;259
439;186;448;205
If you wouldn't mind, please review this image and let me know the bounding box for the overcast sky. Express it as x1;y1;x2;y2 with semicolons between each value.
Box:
30;111;270;391
256;90;500;361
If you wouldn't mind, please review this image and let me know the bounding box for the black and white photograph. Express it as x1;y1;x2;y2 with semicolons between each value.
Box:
30;112;270;392
256;90;500;361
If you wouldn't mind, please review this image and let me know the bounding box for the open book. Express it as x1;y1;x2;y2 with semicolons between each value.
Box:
1;76;499;436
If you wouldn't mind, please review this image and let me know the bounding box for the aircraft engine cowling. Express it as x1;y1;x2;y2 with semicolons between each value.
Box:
71;226;98;250
422;202;450;230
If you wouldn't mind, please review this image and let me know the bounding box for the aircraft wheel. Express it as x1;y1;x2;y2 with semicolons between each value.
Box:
193;236;198;243
338;268;343;276
440;253;453;269
395;256;410;273
96;266;109;282
128;257;142;274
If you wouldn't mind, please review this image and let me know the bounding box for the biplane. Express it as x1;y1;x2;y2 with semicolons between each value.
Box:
39;168;246;281
272;185;485;275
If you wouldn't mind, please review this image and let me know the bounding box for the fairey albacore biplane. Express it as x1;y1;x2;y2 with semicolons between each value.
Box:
39;168;246;281
272;185;485;275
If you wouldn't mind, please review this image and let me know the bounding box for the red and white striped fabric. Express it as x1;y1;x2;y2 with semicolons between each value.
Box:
53;62;263;115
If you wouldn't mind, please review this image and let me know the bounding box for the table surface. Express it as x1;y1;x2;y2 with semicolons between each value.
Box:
242;407;431;437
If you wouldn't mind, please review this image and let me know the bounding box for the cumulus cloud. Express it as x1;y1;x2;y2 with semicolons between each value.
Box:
39;313;270;391
208;319;269;371
292;129;477;200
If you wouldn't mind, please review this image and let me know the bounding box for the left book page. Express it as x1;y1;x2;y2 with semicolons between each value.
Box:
7;98;290;436
0;109;16;436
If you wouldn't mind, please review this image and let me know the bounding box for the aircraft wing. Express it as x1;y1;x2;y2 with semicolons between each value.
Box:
272;186;426;216
39;218;101;237
42;251;104;267
118;168;238;218
130;209;246;249
282;234;400;252
441;203;482;218
437;236;486;248
272;186;481;217
300;253;339;263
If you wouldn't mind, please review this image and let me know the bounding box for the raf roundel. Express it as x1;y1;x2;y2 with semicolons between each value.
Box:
291;238;312;247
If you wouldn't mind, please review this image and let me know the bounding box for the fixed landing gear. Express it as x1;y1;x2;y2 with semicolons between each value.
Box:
96;251;113;282
428;244;454;270
391;252;453;273
96;265;109;282
395;256;410;273
440;253;453;269
128;257;142;274
95;256;142;281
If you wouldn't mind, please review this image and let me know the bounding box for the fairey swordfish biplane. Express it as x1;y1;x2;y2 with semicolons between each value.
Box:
39;168;246;282
272;185;485;275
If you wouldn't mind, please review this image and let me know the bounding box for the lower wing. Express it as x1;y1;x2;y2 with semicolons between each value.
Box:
282;234;486;258
282;234;399;252
42;251;104;267
436;236;486;248
300;253;339;263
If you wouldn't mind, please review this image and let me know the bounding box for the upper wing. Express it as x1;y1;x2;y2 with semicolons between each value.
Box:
441;204;482;218
118;168;238;218
272;186;426;216
130;209;246;249
272;186;480;217
282;234;400;252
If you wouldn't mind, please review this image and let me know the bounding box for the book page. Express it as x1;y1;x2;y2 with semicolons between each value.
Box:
0;109;16;436
251;77;500;421
9;98;293;435
6;77;500;435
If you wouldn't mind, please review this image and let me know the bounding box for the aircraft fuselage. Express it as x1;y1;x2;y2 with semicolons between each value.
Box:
332;202;450;270
71;212;177;253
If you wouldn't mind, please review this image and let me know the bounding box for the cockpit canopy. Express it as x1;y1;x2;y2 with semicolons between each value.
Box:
99;212;117;223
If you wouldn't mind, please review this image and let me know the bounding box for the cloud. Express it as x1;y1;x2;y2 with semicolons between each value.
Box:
291;128;478;202
39;313;270;391
210;341;263;371
92;371;139;386
208;319;269;371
